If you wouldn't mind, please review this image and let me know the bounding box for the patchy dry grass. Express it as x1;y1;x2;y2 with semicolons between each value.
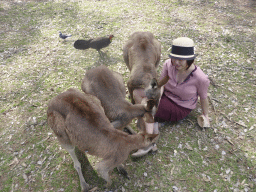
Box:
0;0;255;191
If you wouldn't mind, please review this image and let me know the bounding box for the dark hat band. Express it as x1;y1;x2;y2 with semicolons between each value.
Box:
171;45;194;56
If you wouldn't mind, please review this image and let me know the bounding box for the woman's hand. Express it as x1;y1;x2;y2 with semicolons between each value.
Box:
199;97;210;127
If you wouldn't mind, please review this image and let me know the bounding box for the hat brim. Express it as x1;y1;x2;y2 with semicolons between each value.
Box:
169;54;197;60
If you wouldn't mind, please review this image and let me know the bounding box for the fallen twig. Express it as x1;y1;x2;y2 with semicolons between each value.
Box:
211;98;221;103
170;165;175;175
187;156;195;165
209;76;218;87
186;119;194;126
208;96;216;114
225;138;234;146
208;95;218;124
220;112;247;128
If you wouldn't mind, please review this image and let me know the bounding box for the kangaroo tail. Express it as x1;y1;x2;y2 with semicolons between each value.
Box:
74;39;92;50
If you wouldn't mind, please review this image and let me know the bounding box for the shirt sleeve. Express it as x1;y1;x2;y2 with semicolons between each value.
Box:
197;76;210;99
159;60;169;81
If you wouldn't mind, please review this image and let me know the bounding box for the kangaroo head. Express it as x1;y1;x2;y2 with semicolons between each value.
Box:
145;78;161;107
144;99;155;111
143;133;159;145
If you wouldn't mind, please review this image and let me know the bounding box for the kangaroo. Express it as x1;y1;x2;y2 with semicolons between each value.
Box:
123;32;168;132
81;65;155;134
47;88;158;191
123;31;163;106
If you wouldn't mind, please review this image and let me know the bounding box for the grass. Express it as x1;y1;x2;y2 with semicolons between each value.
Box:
0;0;256;191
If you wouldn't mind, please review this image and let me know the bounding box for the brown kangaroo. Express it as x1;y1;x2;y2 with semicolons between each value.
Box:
123;32;168;131
47;88;158;191
81;65;155;134
123;31;163;106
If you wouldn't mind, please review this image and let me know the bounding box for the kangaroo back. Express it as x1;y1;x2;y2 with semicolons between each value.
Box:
81;65;155;131
81;65;127;121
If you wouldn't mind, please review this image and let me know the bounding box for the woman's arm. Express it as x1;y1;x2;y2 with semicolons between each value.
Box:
158;75;169;87
200;97;210;123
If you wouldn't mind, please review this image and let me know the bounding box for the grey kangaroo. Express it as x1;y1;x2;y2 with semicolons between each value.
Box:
123;31;165;106
81;65;155;134
123;32;168;130
47;88;158;191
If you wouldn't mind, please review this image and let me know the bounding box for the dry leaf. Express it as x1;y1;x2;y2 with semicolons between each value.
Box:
249;125;255;131
238;120;246;127
185;143;193;151
202;174;211;182
9;157;19;168
23;173;28;183
171;166;175;175
188;157;195;165
225;137;234;145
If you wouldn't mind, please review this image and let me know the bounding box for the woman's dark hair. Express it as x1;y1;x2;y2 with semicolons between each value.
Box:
186;59;194;70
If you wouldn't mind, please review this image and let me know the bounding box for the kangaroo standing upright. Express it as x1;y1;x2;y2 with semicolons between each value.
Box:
123;31;163;106
123;32;167;132
47;88;158;192
81;65;155;133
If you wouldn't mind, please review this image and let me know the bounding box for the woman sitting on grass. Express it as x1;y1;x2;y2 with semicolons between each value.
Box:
132;37;211;157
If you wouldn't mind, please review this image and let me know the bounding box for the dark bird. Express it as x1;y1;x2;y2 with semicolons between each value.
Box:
74;35;114;56
59;31;72;40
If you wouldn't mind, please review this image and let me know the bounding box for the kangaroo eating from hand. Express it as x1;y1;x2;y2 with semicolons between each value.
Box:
123;31;164;106
123;32;167;131
81;65;155;134
47;88;158;191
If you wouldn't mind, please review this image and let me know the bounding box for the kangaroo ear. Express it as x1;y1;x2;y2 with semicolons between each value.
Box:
150;78;158;89
149;134;159;142
145;133;159;142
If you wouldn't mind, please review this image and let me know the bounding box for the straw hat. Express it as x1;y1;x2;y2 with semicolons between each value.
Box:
197;115;210;128
169;37;197;60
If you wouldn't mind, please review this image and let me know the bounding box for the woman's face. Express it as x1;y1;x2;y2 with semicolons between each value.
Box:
171;58;188;71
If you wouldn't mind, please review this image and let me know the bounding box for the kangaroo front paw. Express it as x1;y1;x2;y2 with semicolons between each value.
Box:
106;180;112;188
81;182;90;192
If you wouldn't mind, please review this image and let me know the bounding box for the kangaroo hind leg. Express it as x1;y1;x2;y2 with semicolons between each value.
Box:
62;143;90;192
48;111;90;192
96;158;119;187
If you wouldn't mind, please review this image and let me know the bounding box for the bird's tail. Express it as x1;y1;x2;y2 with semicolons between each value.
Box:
74;40;92;50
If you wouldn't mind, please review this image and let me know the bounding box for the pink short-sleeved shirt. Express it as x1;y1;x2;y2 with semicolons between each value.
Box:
160;59;210;109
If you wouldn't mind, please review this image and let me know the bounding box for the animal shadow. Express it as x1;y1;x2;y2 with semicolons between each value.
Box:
75;148;106;189
92;52;123;67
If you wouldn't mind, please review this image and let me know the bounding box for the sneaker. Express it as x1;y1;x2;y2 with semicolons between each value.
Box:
131;144;154;157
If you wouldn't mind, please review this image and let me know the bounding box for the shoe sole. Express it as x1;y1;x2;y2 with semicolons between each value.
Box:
131;145;154;157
